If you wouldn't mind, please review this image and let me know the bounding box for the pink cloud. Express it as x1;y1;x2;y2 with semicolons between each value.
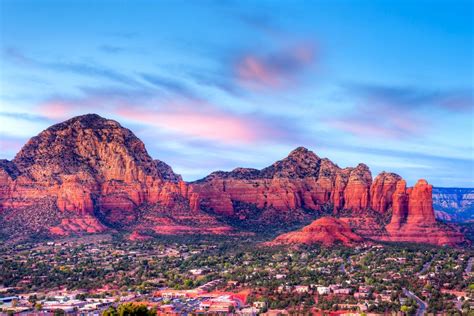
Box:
38;101;76;120
116;102;282;145
235;42;316;89
327;104;425;139
36;88;137;120
33;89;294;145
237;56;280;88
0;138;25;153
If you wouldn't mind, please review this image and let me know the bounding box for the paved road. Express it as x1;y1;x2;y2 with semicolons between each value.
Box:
339;263;346;273
418;256;435;275
339;258;353;274
465;257;473;274
403;288;427;316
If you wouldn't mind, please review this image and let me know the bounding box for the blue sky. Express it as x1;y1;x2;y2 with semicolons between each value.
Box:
0;0;472;187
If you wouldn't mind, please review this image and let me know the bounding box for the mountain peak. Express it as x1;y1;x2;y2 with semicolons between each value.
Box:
48;113;120;132
287;146;318;159
12;113;158;182
260;146;321;178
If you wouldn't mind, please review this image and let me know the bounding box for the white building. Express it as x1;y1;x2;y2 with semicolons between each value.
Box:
317;286;330;295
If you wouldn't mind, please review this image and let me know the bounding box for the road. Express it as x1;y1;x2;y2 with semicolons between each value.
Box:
418;256;435;275
403;288;427;316
339;257;353;274
465;257;473;274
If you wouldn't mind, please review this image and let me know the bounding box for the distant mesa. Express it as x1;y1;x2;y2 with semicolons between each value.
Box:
0;114;467;246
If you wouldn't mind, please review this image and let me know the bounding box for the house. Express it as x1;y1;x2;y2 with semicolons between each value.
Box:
200;295;238;313
277;285;291;293
333;288;352;295
317;286;330;295
295;286;310;294
189;268;208;276
253;301;267;309
354;292;370;299
239;307;259;316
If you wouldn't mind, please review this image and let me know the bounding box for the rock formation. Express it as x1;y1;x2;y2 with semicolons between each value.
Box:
370;172;402;213
387;179;409;230
0;114;229;238
0;114;467;246
188;147;375;218
381;179;465;246
271;217;364;246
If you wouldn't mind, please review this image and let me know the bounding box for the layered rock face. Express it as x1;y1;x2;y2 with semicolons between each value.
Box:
0;114;466;246
370;172;402;213
271;217;364;246
380;179;465;245
189;149;465;246
0;114;228;238
188;148;375;218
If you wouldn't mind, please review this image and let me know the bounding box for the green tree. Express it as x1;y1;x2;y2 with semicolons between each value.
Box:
103;306;118;316
111;303;155;316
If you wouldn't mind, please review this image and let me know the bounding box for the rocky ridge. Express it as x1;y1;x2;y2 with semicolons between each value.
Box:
0;114;229;239
0;114;467;246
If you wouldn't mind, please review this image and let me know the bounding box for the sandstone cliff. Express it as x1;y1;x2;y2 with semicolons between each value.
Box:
0;114;466;246
0;114;229;239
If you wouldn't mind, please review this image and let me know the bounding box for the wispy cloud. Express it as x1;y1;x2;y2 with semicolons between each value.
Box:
36;85;156;120
140;73;198;99
116;101;290;145
33;85;300;146
327;103;426;139
0;135;26;156
187;70;245;97
348;83;473;112
4;47;141;86
327;83;473;139
0;111;51;123
238;13;284;38
234;41;316;90
3;47;32;65
98;45;126;54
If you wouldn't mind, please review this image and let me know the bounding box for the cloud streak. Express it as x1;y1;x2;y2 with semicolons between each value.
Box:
328;83;473;139
140;73;198;99
33;86;299;146
348;83;473;112
117;101;291;145
327;103;426;139
234;42;316;90
3;47;141;86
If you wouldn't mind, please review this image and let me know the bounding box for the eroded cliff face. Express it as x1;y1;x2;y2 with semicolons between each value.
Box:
370;173;402;214
188;148;375;219
0;114;466;246
379;179;465;246
189;149;465;246
0;114;228;238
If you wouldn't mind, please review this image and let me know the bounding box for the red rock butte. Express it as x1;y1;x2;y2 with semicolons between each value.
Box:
271;217;364;246
0;114;466;246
